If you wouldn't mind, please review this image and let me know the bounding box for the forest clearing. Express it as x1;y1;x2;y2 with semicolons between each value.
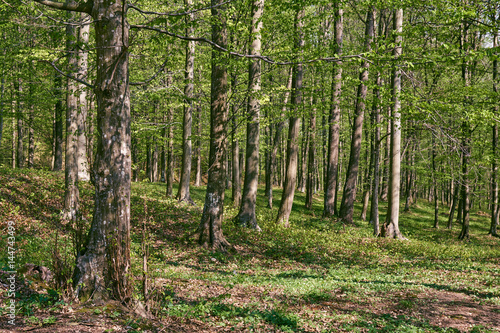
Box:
0;167;499;332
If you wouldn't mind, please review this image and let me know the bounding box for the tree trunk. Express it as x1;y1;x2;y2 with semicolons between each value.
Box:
275;9;304;227
15;78;24;169
305;95;316;210
382;8;404;239
447;179;458;229
268;68;293;209
235;0;264;230
194;91;202;187
432;136;439;228
0;76;4;156
63;17;80;221
177;0;195;203
166;75;174;196
77;13;90;181
53;73;64;171
28;73;35;168
197;0;231;251
339;7;374;224
490;32;499;237
231;90;241;205
370;72;382;236
70;0;132;302
324;4;343;217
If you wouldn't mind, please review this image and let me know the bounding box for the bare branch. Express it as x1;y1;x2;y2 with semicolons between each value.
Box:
127;0;235;17
33;0;92;14
130;58;169;86
130;25;369;66
39;60;94;89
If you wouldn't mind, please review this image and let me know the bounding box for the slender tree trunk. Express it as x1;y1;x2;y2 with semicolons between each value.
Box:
11;91;15;169
194;92;202;187
432;136;439;228
0;76;4;155
324;4;343;217
339;7;374;224
268;68;293;209
177;0;196;203
231;87;241;205
370;73;382;235
458;20;471;241
15;78;24;169
490;32;499;236
63;17;80;221
298;116;308;193
236;0;264;230
53;73;64;171
197;0;231;251
448;179;458;229
152;137;158;182
276;9;304;227
305;95;316;210
160;112;166;183
382;8;404;239
166;107;174;195
28;72;35;168
77;13;90;181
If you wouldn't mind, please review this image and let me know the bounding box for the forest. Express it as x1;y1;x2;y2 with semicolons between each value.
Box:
0;0;499;331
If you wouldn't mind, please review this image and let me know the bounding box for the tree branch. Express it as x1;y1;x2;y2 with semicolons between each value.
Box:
130;25;369;66
33;0;92;14
40;60;95;89
130;58;169;86
127;0;235;17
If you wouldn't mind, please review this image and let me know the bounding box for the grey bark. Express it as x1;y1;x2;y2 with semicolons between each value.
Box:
15;78;24;169
235;0;264;230
197;0;231;251
276;9;304;227
77;13;90;181
490;32;499;236
305;95;317;210
177;0;195;204
382;8;404;239
339;7;374;224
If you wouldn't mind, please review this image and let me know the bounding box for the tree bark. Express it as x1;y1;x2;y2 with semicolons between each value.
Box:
197;0;231;251
177;0;196;204
77;13;90;181
268;68;293;209
275;9;304;227
447;179;458;229
63;16;80;221
28;70;35;168
194;89;202;187
235;0;264;230
305;95;317;210
15;78;24;169
231;87;241;205
370;72;382;236
0;76;4;153
324;4;343;217
432;136;439;228
166;75;174;196
339;7;374;224
70;0;132;302
490;32;499;236
382;8;404;239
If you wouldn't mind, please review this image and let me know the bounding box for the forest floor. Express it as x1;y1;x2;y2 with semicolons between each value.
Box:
0;167;499;332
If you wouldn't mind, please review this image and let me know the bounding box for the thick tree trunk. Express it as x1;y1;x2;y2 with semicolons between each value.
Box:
197;0;231;251
324;5;343;217
72;0;132;303
276;9;304;227
177;0;195;203
382;8;404;239
235;0;264;230
77;13;90;181
339;8;374;224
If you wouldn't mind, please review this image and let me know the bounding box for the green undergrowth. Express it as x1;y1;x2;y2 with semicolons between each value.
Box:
1;167;499;332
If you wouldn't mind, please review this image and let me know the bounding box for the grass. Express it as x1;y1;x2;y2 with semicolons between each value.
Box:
0;166;499;332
